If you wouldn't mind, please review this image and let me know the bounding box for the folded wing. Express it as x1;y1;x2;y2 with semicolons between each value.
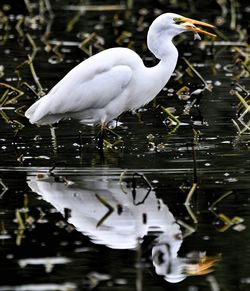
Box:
25;57;133;124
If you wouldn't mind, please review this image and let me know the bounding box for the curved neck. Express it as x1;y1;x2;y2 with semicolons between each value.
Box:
154;38;178;62
135;32;179;107
147;23;179;60
146;27;179;87
153;44;178;80
147;40;178;91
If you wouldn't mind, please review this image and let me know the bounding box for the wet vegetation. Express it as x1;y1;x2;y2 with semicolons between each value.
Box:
0;0;250;290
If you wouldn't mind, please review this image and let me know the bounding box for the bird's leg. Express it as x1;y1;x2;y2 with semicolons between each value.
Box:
97;122;123;150
96;123;105;154
132;110;142;123
50;125;58;155
78;130;84;165
183;136;199;224
103;134;123;148
161;106;180;134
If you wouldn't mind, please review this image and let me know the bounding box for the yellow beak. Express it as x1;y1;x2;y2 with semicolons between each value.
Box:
185;256;219;276
180;17;216;38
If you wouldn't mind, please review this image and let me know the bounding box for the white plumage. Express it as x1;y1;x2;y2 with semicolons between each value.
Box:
25;13;215;125
27;174;181;250
28;173;217;282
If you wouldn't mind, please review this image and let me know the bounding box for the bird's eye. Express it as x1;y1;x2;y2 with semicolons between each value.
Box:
155;250;165;265
173;17;184;25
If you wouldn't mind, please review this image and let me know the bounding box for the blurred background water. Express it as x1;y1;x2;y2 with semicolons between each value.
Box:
0;0;250;290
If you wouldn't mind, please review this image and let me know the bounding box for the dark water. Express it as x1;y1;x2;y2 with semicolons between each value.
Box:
0;0;250;290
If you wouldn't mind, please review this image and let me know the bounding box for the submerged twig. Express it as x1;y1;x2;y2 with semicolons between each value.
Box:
0;10;10;45
15;16;25;38
95;193;114;227
119;170;128;194
26;33;38;60
27;55;45;96
230;0;237;30
177;219;196;238
184;183;197;206
161;106;180;133
127;0;134;9
210;190;245;232
0;83;24;105
24;0;33;15
210;190;233;215
0;83;25;131
22;82;40;98
183;57;213;92
216;0;228;18
16;210;25;246
0;179;8;198
231;89;250;134
79;33;97;56
66;11;82;32
184;183;198;224
16;56;45;97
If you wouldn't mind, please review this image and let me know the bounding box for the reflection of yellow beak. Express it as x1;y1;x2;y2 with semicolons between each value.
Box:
180;17;216;38
186;256;219;276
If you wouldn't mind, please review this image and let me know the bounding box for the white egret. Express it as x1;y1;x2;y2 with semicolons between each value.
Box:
25;13;215;126
28;173;217;282
27;173;181;249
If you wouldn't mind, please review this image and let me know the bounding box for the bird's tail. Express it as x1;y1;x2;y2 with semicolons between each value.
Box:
25;96;64;125
25;98;44;123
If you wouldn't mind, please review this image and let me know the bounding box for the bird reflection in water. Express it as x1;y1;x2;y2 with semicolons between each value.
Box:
27;172;217;283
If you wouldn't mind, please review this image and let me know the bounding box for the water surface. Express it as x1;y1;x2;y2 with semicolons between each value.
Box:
0;0;250;290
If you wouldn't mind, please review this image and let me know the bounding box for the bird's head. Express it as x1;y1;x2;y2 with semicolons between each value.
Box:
147;13;216;59
150;13;216;39
172;13;216;38
152;243;219;283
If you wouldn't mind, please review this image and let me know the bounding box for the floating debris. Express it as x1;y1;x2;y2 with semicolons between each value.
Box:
206;275;220;291
0;179;8;198
0;283;76;291
241;277;250;284
0;65;4;77
0;234;11;239
21;155;50;160
146;133;155;141
148;141;156;151
18;257;71;273
232;223;246;232
62;4;126;12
